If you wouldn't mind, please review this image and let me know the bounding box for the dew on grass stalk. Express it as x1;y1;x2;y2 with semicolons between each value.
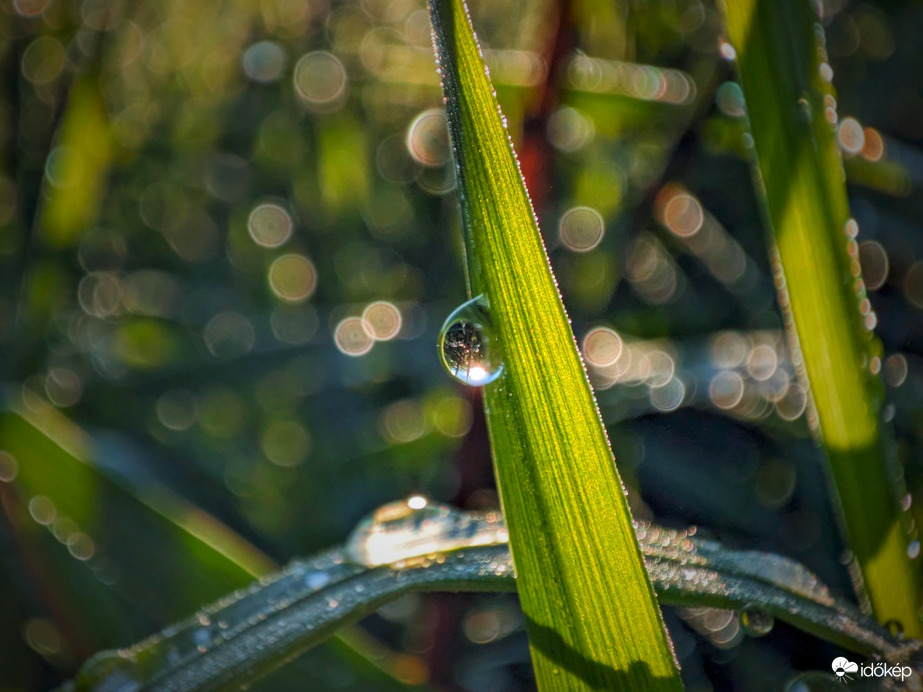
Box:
740;607;775;637
345;495;508;568
439;295;503;386
76;650;142;692
885;619;905;639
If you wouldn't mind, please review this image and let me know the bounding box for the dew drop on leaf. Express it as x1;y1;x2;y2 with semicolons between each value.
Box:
885;619;905;639
76;650;143;691
740;607;775;637
439;295;503;386
345;495;508;567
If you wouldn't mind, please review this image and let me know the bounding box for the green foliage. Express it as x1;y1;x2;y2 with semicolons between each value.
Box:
718;0;923;635
429;0;682;689
2;0;923;689
70;505;906;691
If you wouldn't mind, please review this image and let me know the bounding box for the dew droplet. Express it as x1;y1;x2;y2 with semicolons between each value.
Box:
76;651;143;691
345;496;508;568
439;295;503;386
740;608;774;637
885;619;905;639
908;540;920;560
306;571;331;590
718;39;737;61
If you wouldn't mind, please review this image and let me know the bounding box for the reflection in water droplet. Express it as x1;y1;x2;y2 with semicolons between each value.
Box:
740;608;774;637
439;296;503;386
345;496;508;567
76;651;143;691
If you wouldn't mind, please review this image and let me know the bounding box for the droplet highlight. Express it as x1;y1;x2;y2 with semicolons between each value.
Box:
439;295;503;386
345;495;508;568
76;651;143;692
740;608;775;637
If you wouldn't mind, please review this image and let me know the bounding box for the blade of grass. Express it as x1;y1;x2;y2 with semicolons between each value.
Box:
0;400;417;690
38;74;115;247
718;0;922;635
68;510;914;691
428;1;682;690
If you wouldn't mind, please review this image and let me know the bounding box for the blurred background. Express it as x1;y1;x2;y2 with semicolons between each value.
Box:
0;0;922;689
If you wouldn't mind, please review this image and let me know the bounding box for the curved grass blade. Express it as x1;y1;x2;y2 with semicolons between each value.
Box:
0;401;414;690
427;1;682;689
717;0;923;634
70;503;913;692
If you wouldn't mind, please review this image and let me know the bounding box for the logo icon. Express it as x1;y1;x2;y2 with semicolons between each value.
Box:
832;657;859;683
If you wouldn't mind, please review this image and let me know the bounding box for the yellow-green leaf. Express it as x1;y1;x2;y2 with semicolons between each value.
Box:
428;1;683;689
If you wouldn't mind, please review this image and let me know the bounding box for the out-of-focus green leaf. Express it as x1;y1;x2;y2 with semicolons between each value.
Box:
38;76;115;247
0;400;418;691
0;400;273;623
718;0;923;635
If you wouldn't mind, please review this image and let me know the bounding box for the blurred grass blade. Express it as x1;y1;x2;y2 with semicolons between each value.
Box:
0;403;269;624
38;75;115;247
70;505;911;691
428;1;682;689
718;0;923;635
70;546;513;692
0;401;415;690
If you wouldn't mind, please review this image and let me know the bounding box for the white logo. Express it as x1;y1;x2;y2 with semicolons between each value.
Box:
832;657;858;683
831;657;914;684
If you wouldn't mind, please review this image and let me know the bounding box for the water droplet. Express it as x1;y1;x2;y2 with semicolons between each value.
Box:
306;571;330;590
76;651;143;691
740;608;774;637
345;496;508;568
797;97;812;122
718;39;737;61
883;403;896;422
439;295;503;386
908;540;920;559
885;619;905;639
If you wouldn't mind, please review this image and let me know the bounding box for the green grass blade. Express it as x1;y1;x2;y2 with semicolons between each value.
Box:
71;546;512;692
718;0;923;635
0;402;415;690
428;1;682;689
0;405;271;614
69;505;911;691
